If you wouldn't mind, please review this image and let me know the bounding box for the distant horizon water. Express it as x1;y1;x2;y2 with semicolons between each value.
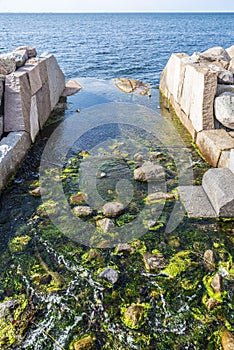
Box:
0;12;234;85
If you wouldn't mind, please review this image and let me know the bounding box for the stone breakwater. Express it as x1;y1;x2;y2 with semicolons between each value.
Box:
0;46;81;193
160;46;234;218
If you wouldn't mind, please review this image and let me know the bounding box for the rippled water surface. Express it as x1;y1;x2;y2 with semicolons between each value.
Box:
1;13;234;84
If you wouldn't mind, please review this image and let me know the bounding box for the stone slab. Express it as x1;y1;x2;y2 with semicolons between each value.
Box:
178;185;217;218
196;129;234;167
0;131;31;191
202;168;234;217
44;54;65;109
4;70;31;133
36;81;52;129
229;149;234;174
30;95;40;142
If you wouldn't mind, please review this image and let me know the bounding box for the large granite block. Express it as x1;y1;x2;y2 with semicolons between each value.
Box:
196;129;234;167
18;64;42;95
35;81;52;129
0;132;31;191
25;57;48;84
4;70;31;133
0;80;3;103
202;168;234;217
180;64;217;132
178;185;217;218
43;54;65;109
30;95;40;142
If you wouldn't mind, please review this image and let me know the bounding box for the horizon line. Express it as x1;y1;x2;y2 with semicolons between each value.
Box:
0;11;234;14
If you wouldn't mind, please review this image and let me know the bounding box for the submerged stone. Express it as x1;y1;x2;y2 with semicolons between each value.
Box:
72;335;95;350
102;201;124;218
73;206;93;217
203;249;215;271
70;193;87;205
121;304;149;329
207;298;220;311
115;243;135;254
146;192;175;204
115;78;149;95
161;251;191;278
134;161;164;182
211;274;222;294
98;268;119;284
96;218;115;233
143;252;166;271
221;330;234;350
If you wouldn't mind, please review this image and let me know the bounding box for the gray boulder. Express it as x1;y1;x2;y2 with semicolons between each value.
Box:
14;46;37;58
214;92;234;129
96;218;115;232
226;45;234;59
98;268;119;284
0;54;16;75
134;161;164;182
103;201;124;217
201;46;231;69
228;57;234;74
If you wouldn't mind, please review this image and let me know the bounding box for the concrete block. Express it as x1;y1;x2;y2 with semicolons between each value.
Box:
4;70;31;133
30;95;40;142
0;131;31;191
36;81;52;129
178;185;217;218
229;149;234;174
202;168;234;217
196;129;234;167
44;54;65;109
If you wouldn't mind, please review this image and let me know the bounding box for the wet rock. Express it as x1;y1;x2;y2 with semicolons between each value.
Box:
62;79;82;97
211;274;222;294
115;243;135;254
70;193;87;205
102;201;124;217
221;330;234;350
96;218;115;233
207;298;220;311
215;92;234;129
73;206;93;216
133;153;144;162
98;268;119;284
147;220;157;229
122;304;147;329
0;54;16;75
73;335;95;350
30;186;41;197
146;192;175;204
99;172;107;178
143;252;166;271
134;161;164;182
115;78;149;95
203;249;215;270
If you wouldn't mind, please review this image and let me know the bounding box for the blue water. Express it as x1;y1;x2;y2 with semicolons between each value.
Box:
0;12;234;85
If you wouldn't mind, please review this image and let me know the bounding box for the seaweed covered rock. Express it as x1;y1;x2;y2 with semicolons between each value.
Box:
71;335;96;350
143;252;166;271
8;235;31;253
134;161;164;182
121;303;150;329
0;295;34;349
161;251;192;278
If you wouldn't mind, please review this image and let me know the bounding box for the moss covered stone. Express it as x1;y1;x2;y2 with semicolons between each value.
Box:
70;335;95;350
161;251;192;278
121;303;150;329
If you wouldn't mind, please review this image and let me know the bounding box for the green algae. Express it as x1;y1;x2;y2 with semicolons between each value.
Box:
161;250;193;278
8;236;31;253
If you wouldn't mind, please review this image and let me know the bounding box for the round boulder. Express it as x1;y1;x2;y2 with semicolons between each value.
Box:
214;92;234;129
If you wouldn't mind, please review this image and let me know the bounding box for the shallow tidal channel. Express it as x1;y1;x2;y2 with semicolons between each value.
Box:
0;79;233;350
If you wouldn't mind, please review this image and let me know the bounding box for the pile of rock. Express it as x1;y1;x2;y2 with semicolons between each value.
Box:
160;45;234;169
0;46;76;192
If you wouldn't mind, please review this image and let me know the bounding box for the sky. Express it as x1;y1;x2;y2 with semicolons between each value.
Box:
0;0;233;13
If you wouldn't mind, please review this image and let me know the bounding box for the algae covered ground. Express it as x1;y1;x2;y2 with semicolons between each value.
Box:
0;79;233;350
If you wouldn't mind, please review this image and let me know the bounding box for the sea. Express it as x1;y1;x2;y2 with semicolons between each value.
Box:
1;12;234;85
